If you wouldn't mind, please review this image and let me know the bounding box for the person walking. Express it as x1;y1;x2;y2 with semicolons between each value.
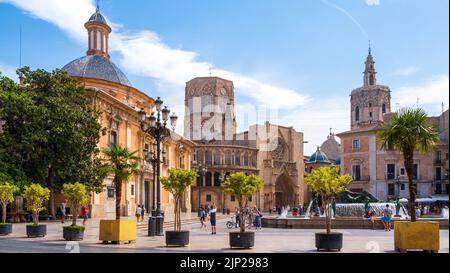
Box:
199;207;207;228
135;205;142;222
81;204;89;226
209;204;217;234
141;205;146;222
61;199;67;223
234;207;240;228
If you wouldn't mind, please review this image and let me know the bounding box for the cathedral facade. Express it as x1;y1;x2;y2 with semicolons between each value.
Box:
184;77;306;212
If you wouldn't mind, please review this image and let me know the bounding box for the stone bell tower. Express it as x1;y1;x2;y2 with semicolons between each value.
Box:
184;77;237;142
350;47;392;130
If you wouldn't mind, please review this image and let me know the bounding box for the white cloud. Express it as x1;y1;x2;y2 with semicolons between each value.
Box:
392;75;449;116
0;0;308;111
392;66;420;77
365;0;380;6
0;63;18;81
278;96;350;155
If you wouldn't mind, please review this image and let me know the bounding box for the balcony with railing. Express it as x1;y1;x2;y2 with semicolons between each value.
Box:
352;175;370;182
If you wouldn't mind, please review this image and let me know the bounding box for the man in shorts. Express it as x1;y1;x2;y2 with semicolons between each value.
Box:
382;204;393;231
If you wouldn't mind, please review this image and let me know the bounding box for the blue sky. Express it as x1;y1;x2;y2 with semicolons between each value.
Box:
0;0;448;155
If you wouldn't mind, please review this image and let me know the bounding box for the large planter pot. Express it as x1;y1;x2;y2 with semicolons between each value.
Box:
26;224;47;238
315;232;343;251
229;231;255;249
99;219;136;244
0;223;13;236
63;226;85;241
394;221;440;253
165;230;190;247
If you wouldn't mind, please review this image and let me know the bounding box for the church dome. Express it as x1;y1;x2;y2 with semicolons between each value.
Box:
62;55;132;87
320;133;341;161
307;146;331;164
88;9;107;24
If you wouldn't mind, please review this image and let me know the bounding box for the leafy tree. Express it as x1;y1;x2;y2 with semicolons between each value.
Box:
223;172;264;233
0;68;106;219
103;145;140;220
23;184;50;226
0;182;19;224
61;182;88;227
378;108;439;222
305;166;352;234
161;169;197;232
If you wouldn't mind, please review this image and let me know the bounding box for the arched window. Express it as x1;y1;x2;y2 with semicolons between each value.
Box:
244;151;249;166
214;172;221;186
355;106;360;122
214;150;221;165
369;75;374;85
96;31;101;50
205;150;212;165
205;172;212;186
235;151;241;166
382;104;386;114
89;31;94;50
225;150;232;165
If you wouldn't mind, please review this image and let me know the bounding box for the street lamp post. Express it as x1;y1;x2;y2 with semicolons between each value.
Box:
192;161;207;215
138;97;177;236
143;144;162;216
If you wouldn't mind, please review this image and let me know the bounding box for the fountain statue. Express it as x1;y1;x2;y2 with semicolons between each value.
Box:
336;189;378;203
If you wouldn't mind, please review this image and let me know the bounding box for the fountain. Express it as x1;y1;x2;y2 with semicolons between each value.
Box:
334;202;408;218
278;208;288;219
441;207;449;219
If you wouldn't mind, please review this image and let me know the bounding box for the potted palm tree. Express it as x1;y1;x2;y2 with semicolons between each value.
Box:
223;172;264;249
23;183;50;238
305;166;352;251
61;182;89;241
161;168;196;247
0;182;19;235
100;145;140;244
378;108;441;252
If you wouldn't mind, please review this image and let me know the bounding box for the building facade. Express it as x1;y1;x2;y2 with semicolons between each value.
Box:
184;77;306;212
337;50;449;201
61;6;195;219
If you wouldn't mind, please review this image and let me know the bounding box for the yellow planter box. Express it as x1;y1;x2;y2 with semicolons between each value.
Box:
99;219;137;243
394;221;440;253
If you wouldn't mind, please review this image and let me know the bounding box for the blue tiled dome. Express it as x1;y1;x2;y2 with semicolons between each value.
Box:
62;55;132;87
88;9;107;25
307;146;331;164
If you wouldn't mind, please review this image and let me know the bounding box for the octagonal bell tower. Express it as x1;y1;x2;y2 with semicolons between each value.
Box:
350;47;391;130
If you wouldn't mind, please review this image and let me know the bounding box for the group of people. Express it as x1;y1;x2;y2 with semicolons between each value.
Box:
364;204;393;231
415;204;444;217
59;199;89;225
198;203;217;234
234;205;263;229
135;204;147;222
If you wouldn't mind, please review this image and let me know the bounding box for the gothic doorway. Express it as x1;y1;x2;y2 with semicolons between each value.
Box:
275;173;296;207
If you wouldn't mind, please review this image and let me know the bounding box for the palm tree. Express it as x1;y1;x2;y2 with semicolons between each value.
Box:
378;108;439;222
103;145;140;220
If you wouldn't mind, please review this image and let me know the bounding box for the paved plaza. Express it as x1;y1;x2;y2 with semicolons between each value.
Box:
0;218;448;253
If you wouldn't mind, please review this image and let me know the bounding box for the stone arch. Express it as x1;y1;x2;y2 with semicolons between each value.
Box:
274;172;296;207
